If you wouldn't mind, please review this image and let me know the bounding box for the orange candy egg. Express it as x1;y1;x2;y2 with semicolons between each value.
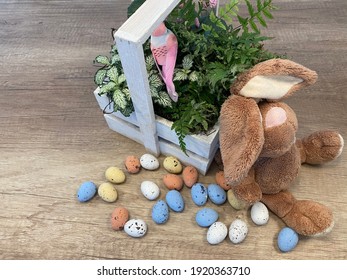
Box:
111;207;129;231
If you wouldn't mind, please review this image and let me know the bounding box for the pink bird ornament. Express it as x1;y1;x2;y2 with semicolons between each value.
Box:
150;22;179;102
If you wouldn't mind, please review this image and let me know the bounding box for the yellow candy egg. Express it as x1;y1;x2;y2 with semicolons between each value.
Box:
105;167;126;184
163;156;183;174
98;182;118;202
227;189;247;210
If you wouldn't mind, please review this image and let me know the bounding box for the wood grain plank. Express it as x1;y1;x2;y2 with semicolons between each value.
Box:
0;0;346;260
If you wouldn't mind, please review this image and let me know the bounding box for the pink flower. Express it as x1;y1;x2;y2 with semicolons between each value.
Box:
209;0;218;8
195;17;200;28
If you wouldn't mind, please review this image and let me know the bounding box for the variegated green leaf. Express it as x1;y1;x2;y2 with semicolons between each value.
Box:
94;69;107;86
182;55;193;70
94;55;110;65
174;71;188;81
189;71;199;82
113;89;127;109
99;82;116;94
149;74;163;88
156;92;173;108
107;67;119;82
118;73;126;85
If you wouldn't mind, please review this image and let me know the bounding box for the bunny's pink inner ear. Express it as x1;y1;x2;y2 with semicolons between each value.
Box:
231;59;318;101
219;95;264;186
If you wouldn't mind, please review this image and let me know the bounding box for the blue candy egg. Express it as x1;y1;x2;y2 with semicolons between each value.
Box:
77;181;97;202
195;208;219;227
152;200;169;224
166;190;185;212
207;184;226;205
191;183;208;206
277;227;299;252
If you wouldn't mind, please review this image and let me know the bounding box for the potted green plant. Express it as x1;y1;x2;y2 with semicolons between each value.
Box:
93;0;278;174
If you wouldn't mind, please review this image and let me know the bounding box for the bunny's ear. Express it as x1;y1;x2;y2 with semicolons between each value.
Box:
231;59;318;101
219;95;264;186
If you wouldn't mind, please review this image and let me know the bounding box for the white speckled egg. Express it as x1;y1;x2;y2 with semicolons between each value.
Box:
140;181;160;200
163;156;183;174
207;222;228;245
251;202;269;225
229;219;248;244
124;219;147;238
140;154;160;170
98;182;118;202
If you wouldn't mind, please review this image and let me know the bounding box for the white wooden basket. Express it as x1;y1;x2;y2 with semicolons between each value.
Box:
93;0;220;174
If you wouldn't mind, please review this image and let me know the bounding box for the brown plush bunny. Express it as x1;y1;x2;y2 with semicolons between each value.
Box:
219;59;344;236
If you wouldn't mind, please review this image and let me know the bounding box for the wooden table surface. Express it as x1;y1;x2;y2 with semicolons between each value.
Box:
0;0;346;260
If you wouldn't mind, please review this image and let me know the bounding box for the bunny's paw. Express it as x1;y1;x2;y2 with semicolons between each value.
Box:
283;200;334;236
299;130;344;164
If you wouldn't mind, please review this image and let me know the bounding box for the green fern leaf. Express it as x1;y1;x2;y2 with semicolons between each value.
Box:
256;14;267;27
249;19;260;33
245;0;255;17
262;8;274;19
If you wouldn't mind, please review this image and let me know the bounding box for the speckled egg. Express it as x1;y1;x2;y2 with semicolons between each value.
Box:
182;166;199;187
215;170;230;190
229;219;248;244
98;182;118;202
163;174;183;191
207;184;227;205
191;183;208;206
140;153;160;170
124;155;141;174
152;200;169;224
111;207;129;230
277;227;299;252
77;181;97;202
195;208;219;227
251;202;269;225
207;222;228;245
166;190;184;212
124;219;147;238
105;167;126;184
163;156;183;174
227;189;247;210
140;180;160;200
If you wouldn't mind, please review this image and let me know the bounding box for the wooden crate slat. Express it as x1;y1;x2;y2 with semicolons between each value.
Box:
115;0;180;44
156;116;219;158
115;37;160;156
158;139;216;176
104;114;142;145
